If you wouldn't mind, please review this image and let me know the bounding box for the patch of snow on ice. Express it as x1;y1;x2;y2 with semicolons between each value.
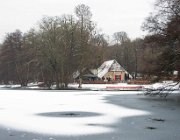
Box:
0;90;149;136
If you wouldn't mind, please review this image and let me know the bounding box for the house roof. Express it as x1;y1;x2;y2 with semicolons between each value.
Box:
73;68;96;79
83;74;98;78
97;59;132;78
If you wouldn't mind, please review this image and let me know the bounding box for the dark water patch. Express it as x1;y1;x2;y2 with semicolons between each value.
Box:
148;118;165;122
9;134;15;136
36;111;101;118
146;126;157;130
87;123;102;126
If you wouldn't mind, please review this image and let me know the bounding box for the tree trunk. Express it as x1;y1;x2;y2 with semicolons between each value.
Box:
135;49;138;79
55;71;60;89
78;76;82;88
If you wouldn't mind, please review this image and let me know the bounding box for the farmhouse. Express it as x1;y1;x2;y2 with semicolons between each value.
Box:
73;60;132;82
96;60;132;81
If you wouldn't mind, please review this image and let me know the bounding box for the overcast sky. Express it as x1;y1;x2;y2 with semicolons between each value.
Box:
0;0;155;43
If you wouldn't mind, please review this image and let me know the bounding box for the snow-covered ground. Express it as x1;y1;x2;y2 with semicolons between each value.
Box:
0;81;179;91
69;82;180;94
0;90;149;136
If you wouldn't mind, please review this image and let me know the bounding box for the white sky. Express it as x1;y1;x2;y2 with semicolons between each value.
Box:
0;0;155;43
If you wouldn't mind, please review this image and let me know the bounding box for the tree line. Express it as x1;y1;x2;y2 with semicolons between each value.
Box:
0;1;179;88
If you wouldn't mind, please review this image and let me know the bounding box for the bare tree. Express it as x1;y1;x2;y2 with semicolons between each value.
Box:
39;16;62;89
113;31;131;70
142;0;180;77
59;15;79;87
113;31;129;45
0;30;37;86
142;0;180;96
75;4;95;88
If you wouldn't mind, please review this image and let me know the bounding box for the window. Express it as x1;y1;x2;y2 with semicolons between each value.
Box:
115;75;121;81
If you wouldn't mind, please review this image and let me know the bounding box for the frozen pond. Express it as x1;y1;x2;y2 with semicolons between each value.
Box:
0;89;180;140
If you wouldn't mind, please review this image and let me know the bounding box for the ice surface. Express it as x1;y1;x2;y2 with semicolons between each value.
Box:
0;90;149;136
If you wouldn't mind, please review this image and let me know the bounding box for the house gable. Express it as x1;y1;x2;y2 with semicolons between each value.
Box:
97;59;132;81
97;60;125;78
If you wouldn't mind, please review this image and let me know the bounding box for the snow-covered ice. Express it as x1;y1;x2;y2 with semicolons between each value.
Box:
0;90;149;136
